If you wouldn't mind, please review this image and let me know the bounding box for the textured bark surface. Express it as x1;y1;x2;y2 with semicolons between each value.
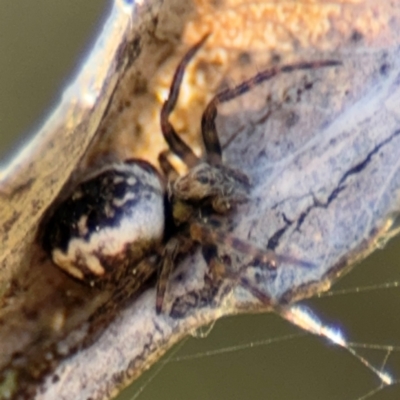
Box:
1;1;400;399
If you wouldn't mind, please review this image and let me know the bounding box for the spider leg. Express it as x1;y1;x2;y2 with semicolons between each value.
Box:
155;220;312;313
158;150;179;182
160;33;210;168
190;220;315;269
239;276;273;306
155;234;193;314
191;221;313;307
202;242;273;306
201;59;341;165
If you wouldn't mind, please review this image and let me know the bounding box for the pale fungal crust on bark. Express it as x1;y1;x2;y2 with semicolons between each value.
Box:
1;0;400;399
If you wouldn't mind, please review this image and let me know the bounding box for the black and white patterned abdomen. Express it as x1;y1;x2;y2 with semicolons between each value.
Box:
44;160;165;283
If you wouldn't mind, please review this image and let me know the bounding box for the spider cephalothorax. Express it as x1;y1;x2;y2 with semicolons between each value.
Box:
44;34;339;312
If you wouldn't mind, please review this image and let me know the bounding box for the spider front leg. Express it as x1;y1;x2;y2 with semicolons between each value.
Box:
170;55;341;214
160;34;210;168
200;59;342;166
156;35;339;313
158;34;250;215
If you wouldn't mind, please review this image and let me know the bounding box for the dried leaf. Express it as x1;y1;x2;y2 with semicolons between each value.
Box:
1;0;400;399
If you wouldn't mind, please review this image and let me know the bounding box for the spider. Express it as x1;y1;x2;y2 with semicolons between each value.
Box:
44;34;340;313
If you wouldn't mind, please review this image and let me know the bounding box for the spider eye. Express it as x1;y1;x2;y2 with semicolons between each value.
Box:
197;176;209;184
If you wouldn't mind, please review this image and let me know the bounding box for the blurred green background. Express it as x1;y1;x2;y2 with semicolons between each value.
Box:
1;2;399;399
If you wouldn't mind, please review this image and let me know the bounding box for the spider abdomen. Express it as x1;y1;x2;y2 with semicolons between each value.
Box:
44;160;165;284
